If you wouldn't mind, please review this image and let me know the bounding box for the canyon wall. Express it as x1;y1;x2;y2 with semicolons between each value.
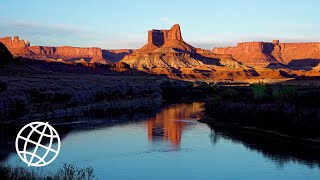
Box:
28;46;105;63
121;24;243;71
213;40;320;67
0;36;133;64
0;36;34;57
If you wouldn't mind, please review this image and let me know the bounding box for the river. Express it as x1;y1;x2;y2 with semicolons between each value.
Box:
1;102;320;179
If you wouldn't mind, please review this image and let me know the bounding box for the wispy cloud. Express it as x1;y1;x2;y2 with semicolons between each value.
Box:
1;18;319;50
160;17;176;25
0;18;139;49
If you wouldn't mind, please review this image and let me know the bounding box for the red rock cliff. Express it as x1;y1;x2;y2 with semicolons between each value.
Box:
29;46;105;63
136;24;195;53
0;36;109;64
213;40;320;67
0;36;34;56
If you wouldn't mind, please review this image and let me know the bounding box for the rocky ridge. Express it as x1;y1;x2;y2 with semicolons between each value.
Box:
0;36;133;64
213;40;320;68
121;24;243;72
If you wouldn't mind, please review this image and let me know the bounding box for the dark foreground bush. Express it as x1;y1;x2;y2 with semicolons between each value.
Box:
0;163;96;180
0;81;7;93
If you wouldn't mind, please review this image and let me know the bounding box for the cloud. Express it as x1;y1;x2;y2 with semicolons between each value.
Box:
0;18;79;35
160;17;175;25
2;18;319;50
0;18;134;48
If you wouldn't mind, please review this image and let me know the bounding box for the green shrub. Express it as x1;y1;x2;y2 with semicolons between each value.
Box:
221;88;239;99
272;86;297;102
251;83;268;101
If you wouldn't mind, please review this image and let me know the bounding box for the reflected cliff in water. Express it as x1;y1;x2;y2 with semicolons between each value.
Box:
147;102;205;150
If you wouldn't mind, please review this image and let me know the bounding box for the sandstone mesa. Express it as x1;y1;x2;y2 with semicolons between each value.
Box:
0;24;320;82
213;40;320;67
0;36;132;64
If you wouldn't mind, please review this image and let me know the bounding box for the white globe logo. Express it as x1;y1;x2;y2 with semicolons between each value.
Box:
15;122;61;167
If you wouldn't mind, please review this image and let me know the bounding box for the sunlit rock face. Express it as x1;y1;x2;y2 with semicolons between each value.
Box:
135;24;195;53
0;36;34;57
120;24;246;80
147;102;204;150
213;40;320;67
0;36;134;64
121;24;238;69
29;46;106;63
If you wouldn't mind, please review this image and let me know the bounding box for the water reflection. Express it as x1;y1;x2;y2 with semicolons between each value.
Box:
147;102;204;150
208;124;320;168
1;102;320;179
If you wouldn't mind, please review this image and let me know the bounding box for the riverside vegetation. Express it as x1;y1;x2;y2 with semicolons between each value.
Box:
201;83;320;140
0;164;95;180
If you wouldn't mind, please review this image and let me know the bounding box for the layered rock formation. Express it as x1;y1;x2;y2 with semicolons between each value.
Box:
0;36;34;57
136;24;195;53
0;36;133;64
29;46;105;63
121;24;242;72
213;40;320;68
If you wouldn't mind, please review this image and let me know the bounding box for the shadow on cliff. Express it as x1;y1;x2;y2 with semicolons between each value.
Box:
287;59;320;70
102;50;133;63
191;53;223;66
12;57;148;77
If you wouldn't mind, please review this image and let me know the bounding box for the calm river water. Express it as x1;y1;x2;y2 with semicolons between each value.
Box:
1;102;320;179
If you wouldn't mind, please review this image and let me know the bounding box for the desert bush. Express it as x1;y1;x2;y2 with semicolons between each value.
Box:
0;163;96;180
0;81;7;93
205;94;222;112
221;88;239;100
272;86;297;102
54;164;95;180
251;83;268;101
53;93;72;103
0;165;43;180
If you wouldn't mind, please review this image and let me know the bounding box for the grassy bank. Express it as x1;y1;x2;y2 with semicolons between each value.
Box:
202;83;320;139
0;164;95;180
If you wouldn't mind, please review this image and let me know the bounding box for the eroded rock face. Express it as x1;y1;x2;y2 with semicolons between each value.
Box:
136;24;195;53
168;24;183;41
121;24;243;74
0;36;34;57
213;40;320;67
29;46;105;63
0;36;29;49
0;36;132;64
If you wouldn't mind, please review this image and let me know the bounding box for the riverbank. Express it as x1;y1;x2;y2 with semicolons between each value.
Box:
199;116;320;148
200;84;320;140
0;163;95;180
0;72;162;122
0;59;211;123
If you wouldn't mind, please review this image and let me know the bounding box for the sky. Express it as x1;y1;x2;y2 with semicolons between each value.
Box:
1;0;320;49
